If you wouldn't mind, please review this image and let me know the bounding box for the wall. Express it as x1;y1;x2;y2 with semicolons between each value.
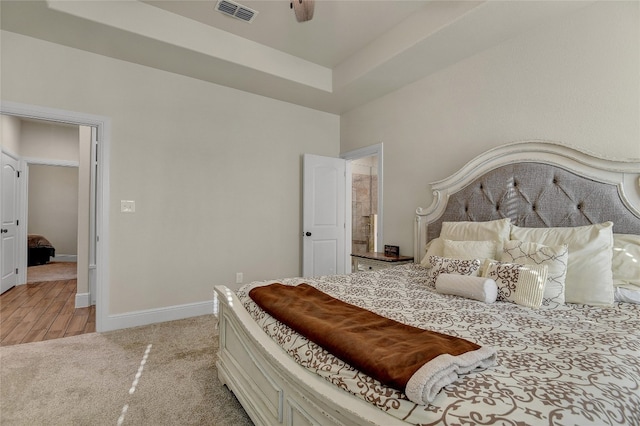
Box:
1;30;340;317
0;115;22;155
28;164;79;255
341;1;640;257
19;119;79;162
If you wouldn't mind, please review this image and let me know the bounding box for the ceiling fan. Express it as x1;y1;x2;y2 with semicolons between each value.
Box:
290;0;315;22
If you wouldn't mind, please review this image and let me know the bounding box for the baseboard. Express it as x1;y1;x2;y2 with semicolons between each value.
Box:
75;292;90;308
52;255;77;262
99;299;216;332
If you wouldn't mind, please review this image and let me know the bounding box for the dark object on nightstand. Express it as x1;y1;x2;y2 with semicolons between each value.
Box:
384;245;399;256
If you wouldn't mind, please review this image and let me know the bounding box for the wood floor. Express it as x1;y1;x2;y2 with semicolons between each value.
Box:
0;279;96;347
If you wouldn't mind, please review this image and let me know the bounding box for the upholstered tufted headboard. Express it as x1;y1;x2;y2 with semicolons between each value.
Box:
414;141;640;261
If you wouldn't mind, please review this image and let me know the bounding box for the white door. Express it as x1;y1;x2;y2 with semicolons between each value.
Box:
1;152;20;294
302;154;346;277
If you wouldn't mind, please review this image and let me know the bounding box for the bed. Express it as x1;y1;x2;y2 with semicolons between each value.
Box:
27;234;55;266
214;141;640;426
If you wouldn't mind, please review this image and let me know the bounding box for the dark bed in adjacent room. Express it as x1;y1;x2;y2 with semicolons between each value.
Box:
27;234;55;266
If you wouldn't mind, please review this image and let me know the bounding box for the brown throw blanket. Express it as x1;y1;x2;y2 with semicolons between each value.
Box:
249;283;496;404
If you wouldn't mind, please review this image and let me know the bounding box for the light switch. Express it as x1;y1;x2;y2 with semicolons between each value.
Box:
121;200;135;213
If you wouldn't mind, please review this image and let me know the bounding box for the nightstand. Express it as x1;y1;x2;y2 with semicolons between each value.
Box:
351;252;414;272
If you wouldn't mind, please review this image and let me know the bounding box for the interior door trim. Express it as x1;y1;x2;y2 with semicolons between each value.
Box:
0;100;111;332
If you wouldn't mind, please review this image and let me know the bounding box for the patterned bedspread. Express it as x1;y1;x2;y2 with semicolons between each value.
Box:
237;264;640;426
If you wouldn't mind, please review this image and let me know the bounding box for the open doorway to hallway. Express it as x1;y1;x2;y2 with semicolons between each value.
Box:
0;101;109;333
0;115;96;344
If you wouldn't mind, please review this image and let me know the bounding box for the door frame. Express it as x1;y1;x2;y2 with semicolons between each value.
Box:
23;160;84;298
0;101;110;332
341;143;384;270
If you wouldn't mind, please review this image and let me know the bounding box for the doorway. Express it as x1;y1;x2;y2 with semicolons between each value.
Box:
0;119;94;345
0;101;109;333
301;143;383;277
350;155;378;255
26;163;80;277
341;143;383;272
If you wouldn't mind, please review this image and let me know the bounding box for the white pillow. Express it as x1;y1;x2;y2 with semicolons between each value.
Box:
483;261;548;309
615;287;640;304
612;233;640;291
441;218;511;244
435;274;498;303
502;240;568;308
510;222;614;306
420;238;444;268
422;219;511;267
443;239;499;262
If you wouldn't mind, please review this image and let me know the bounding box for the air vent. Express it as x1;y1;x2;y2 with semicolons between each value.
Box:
216;0;257;23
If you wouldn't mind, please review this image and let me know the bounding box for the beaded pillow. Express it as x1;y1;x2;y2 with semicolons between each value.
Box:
426;255;482;289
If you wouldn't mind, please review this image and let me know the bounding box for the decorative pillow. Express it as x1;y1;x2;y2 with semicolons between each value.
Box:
612;233;640;291
426;255;482;289
502;240;568;308
614;287;640;304
420;238;444;268
483;261;548;309
435;274;498;303
510;222;614;306
443;239;499;262
422;219;511;268
441;218;511;252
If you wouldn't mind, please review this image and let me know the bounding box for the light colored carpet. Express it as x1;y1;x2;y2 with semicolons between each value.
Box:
27;262;77;283
0;315;252;426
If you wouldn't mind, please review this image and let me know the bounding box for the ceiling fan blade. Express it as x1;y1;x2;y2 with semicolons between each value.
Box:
291;0;314;22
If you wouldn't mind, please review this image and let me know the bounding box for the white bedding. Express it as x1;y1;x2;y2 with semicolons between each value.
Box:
238;264;640;425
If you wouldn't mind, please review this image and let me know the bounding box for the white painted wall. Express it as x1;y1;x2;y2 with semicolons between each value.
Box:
19;120;79;162
0;115;22;155
1;31;340;316
341;1;640;257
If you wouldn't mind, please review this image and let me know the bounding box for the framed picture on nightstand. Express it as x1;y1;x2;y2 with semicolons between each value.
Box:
384;245;399;256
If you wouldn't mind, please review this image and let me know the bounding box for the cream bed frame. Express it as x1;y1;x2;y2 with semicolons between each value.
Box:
215;141;640;426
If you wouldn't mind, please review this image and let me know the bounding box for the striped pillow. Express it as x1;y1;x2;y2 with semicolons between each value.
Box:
484;261;548;309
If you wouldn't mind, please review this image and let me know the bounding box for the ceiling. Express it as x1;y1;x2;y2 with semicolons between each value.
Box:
143;0;431;68
0;0;592;114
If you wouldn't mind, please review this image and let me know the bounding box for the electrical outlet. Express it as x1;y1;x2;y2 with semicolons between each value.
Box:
236;272;243;284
